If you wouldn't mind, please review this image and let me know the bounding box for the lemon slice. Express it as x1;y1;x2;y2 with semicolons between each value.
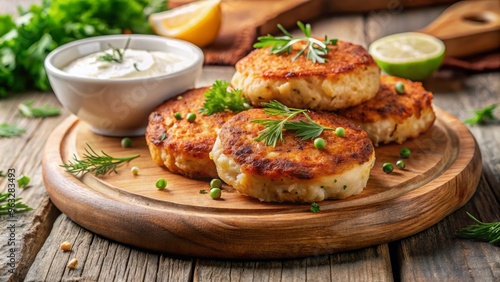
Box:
368;32;445;81
149;0;222;48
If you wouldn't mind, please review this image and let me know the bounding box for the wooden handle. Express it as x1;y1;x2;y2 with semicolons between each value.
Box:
419;0;500;57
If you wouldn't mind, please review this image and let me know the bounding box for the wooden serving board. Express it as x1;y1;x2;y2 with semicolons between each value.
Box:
42;108;481;259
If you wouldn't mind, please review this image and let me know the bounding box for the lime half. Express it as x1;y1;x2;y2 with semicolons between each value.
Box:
368;32;445;81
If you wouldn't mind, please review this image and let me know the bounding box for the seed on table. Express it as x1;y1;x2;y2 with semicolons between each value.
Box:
60;241;72;252
67;258;78;269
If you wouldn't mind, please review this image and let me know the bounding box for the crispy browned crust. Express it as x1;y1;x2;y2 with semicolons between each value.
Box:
337;75;434;123
218;109;374;179
235;40;377;79
145;87;235;179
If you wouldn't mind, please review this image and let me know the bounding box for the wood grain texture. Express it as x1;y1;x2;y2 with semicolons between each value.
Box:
41;104;481;259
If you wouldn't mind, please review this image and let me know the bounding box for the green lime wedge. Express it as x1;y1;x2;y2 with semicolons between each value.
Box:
368;32;445;81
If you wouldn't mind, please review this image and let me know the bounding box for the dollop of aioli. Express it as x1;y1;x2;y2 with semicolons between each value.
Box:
63;49;191;79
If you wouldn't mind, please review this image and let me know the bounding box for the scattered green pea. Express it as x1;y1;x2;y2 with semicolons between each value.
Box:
382;162;394;174
335;127;345;137
400;147;411;158
121;137;132;148
155;178;167;190
186;113;196;122
209;187;221;199
130;166;139;175
396;160;406;170
314;138;326;149
395;81;405;94
210;178;222;188
174;112;182;120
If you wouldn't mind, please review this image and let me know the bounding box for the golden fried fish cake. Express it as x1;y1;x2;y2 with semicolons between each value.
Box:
145;87;235;179
231;40;380;111
337;75;436;145
210;108;376;203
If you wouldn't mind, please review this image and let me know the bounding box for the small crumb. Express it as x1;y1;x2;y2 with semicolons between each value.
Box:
60;241;72;252
67;258;78;269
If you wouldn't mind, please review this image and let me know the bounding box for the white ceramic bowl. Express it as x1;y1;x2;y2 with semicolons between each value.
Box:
45;34;204;136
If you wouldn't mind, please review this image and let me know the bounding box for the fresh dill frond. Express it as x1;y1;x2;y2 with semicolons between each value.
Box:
60;144;139;176
254;21;337;64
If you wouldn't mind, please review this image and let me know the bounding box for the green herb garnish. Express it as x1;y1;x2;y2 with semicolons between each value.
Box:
17;174;31;188
0;192;32;215
18;100;61;118
254;21;338;64
464;104;498;126
457;212;500;245
251;100;334;147
60;144;139;176
0;123;26;138
200;80;251;115
310;202;320;213
98;37;131;63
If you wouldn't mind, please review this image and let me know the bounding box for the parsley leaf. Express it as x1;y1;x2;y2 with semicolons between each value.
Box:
17;174;31;188
200;80;251;115
464;104;498;126
310;202;320;213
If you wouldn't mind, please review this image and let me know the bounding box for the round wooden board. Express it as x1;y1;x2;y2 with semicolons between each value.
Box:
42;108;481;259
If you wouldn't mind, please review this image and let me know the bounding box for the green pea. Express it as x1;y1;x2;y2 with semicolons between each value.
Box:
382;162;394;174
210;178;222;188
121;137;132;148
186;113;196;122
174;112;182;120
395;81;405;94
400;147;411;158
314;138;325;149
396;160;406;170
335;127;345;137
130;166;139;175
155;178;167;190
209;187;221;199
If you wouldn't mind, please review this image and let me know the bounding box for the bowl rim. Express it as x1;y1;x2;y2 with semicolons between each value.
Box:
44;34;204;82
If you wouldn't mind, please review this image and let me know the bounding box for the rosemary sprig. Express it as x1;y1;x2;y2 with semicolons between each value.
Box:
463;104;498;126
60;144;139;176
251;100;334;147
0;123;26;138
457;212;500;245
254;21;337;64
98;37;131;63
0;192;32;215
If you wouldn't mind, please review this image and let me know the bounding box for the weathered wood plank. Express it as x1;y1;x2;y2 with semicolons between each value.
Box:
24;215;196;281
0;92;68;282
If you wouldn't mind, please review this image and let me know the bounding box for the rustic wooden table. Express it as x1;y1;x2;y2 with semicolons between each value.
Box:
1;1;499;281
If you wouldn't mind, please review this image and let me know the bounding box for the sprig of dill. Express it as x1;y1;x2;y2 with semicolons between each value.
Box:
0;192;32;215
60;144;139;176
254;21;337;64
98;37;131;63
0;123;26;138
251;100;334;147
457;212;500;245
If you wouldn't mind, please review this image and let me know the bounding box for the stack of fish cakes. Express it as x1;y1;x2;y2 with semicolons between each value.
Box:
146;39;436;203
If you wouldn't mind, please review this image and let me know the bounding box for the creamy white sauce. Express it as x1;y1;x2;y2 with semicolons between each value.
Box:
63;49;191;79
